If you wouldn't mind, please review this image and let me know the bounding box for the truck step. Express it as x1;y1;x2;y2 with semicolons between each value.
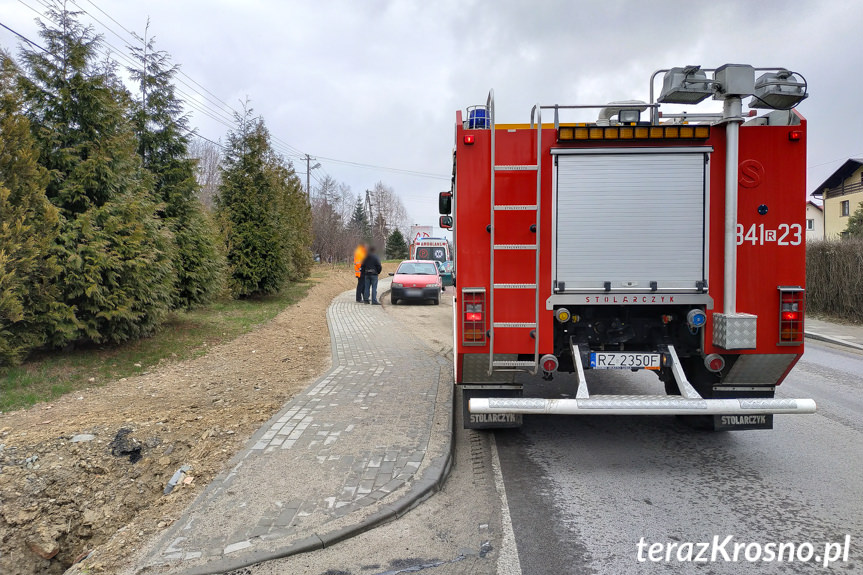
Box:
494;204;537;211
494;164;538;171
493;244;537;250
493;322;536;328
493;283;537;289
492;360;537;368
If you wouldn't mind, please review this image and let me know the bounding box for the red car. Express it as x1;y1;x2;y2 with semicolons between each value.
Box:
389;260;441;305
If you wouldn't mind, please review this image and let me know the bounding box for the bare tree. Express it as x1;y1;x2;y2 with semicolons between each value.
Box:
188;136;222;209
337;181;355;224
370;181;408;233
311;175;359;263
368;181;409;258
308;177;409;262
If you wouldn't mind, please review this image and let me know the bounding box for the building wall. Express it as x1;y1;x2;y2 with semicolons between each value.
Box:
806;203;824;240
824;165;863;237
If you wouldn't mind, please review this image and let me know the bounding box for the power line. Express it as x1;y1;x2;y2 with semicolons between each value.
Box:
0;19;49;52
81;0;245;123
75;0;303;155
63;0;309;164
808;153;863;170
19;0;237;133
191;132;225;151
316;155;449;180
16;0;226;153
65;1;427;177
27;0;238;130
15;0;450;181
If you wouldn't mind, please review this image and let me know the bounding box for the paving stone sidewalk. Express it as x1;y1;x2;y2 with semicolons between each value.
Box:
135;280;453;574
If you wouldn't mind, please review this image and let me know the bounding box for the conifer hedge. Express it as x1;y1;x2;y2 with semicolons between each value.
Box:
0;6;312;365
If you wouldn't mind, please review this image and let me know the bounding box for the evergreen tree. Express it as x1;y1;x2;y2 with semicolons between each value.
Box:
0;53;73;364
128;25;223;308
217;108;287;296
19;5;175;344
844;202;863;238
386;229;409;260
267;156;313;281
350;198;371;242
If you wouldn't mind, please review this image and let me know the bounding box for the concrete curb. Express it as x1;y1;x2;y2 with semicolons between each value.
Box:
183;453;454;575
177;284;454;575
805;331;863;352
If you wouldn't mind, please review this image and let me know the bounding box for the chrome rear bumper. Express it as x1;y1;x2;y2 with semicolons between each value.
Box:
469;396;816;416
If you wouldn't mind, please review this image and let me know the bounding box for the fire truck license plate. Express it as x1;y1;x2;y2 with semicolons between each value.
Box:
590;352;661;370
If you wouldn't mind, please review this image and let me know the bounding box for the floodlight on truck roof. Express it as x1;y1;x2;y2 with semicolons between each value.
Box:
655;64;808;111
657;65;713;104
749;70;808;110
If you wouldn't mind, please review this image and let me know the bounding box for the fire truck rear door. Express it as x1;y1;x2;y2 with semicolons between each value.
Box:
553;148;710;293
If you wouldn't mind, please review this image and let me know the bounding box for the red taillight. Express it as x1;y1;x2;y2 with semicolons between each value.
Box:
462;289;486;345
704;353;726;373
541;354;559;373
464;134;475;145
778;287;805;345
788;130;802;141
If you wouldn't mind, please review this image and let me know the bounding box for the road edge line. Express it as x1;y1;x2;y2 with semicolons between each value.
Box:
490;433;523;575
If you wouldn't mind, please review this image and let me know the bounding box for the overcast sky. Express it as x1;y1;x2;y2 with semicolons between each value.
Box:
2;0;862;238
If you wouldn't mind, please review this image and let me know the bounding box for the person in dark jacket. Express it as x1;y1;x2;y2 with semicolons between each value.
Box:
362;246;383;305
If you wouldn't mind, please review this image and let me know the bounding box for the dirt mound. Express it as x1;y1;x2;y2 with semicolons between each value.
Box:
0;265;360;574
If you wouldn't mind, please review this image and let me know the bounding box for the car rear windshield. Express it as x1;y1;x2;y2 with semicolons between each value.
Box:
397;262;438;275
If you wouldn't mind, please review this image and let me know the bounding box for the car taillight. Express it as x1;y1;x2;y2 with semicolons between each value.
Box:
462;288;486;346
778;286;804;345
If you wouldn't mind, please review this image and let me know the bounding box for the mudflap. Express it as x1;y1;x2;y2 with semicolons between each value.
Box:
713;386;774;430
713;414;773;431
462;385;523;429
681;387;775;431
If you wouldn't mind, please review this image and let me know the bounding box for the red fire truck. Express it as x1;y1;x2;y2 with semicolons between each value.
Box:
440;64;816;431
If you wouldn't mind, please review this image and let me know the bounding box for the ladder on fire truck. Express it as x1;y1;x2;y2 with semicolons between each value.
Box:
487;90;543;376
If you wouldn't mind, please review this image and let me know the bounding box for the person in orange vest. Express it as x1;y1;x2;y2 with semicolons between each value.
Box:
353;242;368;302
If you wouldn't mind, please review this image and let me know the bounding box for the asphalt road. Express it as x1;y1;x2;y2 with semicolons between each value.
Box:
494;340;863;574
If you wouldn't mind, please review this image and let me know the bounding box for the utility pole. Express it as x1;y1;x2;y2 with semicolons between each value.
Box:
365;189;374;227
304;154;320;198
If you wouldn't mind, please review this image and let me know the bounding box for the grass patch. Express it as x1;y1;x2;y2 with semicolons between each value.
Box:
0;275;320;413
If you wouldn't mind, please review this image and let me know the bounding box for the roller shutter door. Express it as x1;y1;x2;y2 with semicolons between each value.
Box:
555;150;707;293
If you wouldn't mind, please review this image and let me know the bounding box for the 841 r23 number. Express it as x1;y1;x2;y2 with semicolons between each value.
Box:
736;223;801;246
